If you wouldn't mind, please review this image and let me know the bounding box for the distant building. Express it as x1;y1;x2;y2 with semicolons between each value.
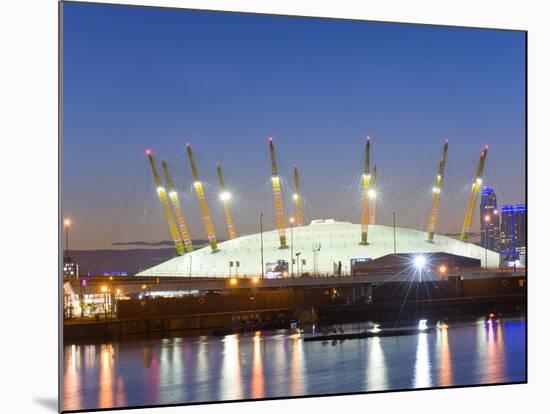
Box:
500;204;526;261
480;187;500;251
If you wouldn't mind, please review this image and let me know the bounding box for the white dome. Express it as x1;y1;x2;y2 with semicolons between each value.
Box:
137;220;499;277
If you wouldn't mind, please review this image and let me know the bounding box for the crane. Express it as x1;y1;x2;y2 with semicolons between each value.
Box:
427;140;449;242
145;150;185;255
186;143;219;252
460;145;489;242
360;137;371;245
216;164;238;239
293;165;304;227
268;137;288;249
160;159;194;252
368;164;377;225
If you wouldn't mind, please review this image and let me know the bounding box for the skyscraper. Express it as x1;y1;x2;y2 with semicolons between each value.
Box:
480;187;500;251
500;204;526;260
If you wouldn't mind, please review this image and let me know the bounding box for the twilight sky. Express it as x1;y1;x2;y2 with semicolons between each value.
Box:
62;2;525;250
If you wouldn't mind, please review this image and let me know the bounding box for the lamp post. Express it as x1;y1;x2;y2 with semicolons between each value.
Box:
296;252;301;277
392;212;396;254
100;285;109;319
484;214;490;269
289;217;295;277
260;213;264;279
64;218;71;259
189;255;192;295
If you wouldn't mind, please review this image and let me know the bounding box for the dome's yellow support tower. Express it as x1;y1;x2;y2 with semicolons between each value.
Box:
360;136;371;245
145;150;185;255
268;137;288;249
293;166;304;227
216;164;238;240
427;140;449;242
161;159;193;252
368;164;377;225
186;143;219;252
460;145;488;242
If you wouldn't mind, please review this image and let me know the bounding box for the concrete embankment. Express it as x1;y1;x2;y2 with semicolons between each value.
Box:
64;308;295;339
64;295;525;340
64;275;526;339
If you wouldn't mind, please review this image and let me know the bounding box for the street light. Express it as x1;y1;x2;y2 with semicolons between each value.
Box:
63;218;71;259
289;217;295;277
414;255;426;270
260;213;264;279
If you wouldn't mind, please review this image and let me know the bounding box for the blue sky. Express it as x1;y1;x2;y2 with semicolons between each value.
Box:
62;2;525;249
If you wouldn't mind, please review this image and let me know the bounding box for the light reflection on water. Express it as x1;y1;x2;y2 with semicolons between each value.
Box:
251;332;264;399
63;318;526;412
221;335;242;401
365;337;387;391
414;332;431;388
438;327;452;387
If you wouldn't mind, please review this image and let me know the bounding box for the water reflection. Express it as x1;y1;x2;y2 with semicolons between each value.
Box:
63;345;81;410
143;341;161;405
221;335;242;400
143;342;152;369
251;332;265;398
63;318;525;412
438;327;452;386
98;345;114;408
365;337;388;391
289;336;306;395
413;333;431;388
485;320;505;383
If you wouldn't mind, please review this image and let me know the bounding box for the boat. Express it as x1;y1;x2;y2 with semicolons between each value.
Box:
302;327;436;342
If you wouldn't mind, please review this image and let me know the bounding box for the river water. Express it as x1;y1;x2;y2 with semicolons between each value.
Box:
63;318;526;411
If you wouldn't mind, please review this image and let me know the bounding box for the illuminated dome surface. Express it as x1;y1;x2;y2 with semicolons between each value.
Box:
137;219;499;277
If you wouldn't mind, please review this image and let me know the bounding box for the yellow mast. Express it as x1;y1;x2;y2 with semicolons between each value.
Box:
460;145;489;242
268;137;288;249
293;166;304;227
216;164;238;239
161;159;194;252
360;136;371;245
368;164;377;225
186;143;219;252
427;140;449;242
145;150;185;255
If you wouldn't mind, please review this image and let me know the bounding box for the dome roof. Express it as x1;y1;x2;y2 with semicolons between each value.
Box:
137;219;499;277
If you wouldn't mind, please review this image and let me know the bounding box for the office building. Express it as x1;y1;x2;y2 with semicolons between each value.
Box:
480;187;500;251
